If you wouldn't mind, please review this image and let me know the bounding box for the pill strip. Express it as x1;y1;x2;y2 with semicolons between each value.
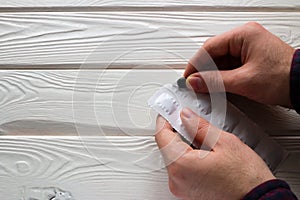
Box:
148;83;287;172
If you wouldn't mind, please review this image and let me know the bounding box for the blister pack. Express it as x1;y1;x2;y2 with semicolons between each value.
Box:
148;83;287;171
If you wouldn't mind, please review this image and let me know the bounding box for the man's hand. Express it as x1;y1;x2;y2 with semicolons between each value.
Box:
155;108;275;200
184;22;295;107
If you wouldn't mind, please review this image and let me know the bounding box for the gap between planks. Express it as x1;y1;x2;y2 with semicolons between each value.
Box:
1;6;300;13
0;64;186;70
1;0;300;11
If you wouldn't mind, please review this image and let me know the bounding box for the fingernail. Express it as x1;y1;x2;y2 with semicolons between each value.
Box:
187;77;204;91
156;115;166;131
181;108;194;119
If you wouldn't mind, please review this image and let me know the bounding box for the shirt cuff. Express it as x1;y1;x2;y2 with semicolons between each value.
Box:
290;49;300;113
242;179;298;200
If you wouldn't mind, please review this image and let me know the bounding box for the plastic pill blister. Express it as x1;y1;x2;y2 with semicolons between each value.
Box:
148;82;287;171
148;83;205;144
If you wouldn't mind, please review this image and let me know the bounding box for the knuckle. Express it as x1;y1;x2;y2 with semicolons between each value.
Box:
197;120;209;135
204;37;212;45
203;37;213;49
239;22;265;38
245;21;262;29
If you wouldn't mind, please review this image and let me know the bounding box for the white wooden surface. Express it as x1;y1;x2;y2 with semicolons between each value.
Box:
0;136;176;200
0;136;298;200
0;69;300;198
0;12;300;68
0;0;300;199
0;70;180;135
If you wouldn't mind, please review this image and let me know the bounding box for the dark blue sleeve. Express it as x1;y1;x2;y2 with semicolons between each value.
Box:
290;49;300;113
242;179;298;200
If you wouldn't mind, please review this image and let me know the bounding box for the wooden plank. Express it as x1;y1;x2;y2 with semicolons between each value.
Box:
0;12;300;68
276;170;300;198
0;69;181;136
1;69;300;155
0;136;298;199
0;136;177;200
0;0;300;10
1;69;300;135
0;69;299;196
228;94;300;133
274;137;300;152
276;152;300;198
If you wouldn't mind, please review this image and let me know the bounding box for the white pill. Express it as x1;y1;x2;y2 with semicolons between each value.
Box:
155;93;177;115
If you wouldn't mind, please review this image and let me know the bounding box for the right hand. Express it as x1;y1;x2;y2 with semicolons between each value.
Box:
184;22;295;107
155;111;275;200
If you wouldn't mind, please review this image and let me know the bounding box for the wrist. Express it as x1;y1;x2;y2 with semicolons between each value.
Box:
242;179;298;200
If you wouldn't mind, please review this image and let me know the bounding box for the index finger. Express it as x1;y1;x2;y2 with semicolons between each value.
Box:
155;115;192;165
184;25;245;78
155;115;182;149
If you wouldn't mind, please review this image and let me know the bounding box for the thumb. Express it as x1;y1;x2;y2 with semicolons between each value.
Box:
180;108;222;150
186;67;244;94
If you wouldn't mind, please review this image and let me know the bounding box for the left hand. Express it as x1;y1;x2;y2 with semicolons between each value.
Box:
155;108;275;200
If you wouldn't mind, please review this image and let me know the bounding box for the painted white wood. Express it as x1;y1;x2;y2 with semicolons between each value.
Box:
0;69;181;136
1;69;300;137
0;136;178;200
274;136;300;152
0;69;299;174
228;95;300;133
276;170;300;198
0;136;298;199
276;151;300;197
0;0;300;9
0;6;299;200
0;12;299;68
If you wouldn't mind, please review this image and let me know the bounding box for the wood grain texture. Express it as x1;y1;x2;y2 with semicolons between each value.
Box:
0;69;181;136
228;94;300;133
0;9;300;199
0;0;300;10
0;136;177;200
276;151;300;197
274;137;300;152
0;136;298;199
1;69;300;137
1;68;300;176
0;12;300;68
276;170;300;198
